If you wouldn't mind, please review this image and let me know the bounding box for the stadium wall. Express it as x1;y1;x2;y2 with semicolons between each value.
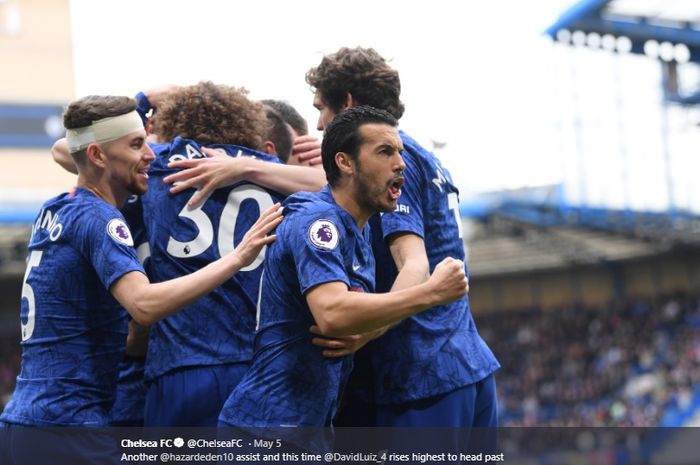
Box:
470;248;700;314
1;0;76;203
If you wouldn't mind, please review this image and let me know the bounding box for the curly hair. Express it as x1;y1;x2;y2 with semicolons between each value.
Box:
153;81;266;149
306;47;405;120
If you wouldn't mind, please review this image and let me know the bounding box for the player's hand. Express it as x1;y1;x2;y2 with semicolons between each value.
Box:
310;325;380;357
164;149;245;208
426;257;469;305
231;203;283;267
125;320;149;358
288;135;322;167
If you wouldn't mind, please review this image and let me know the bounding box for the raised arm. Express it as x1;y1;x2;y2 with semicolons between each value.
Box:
164;149;326;208
111;203;282;326
52;138;78;175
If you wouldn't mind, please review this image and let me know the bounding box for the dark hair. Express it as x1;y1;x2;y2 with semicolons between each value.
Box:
63;95;138;162
153;81;266;148
306;47;405;120
322;105;398;187
264;106;293;163
261;99;308;136
63;95;137;129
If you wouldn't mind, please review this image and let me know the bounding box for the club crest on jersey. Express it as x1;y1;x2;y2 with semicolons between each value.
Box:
308;219;339;250
107;219;134;246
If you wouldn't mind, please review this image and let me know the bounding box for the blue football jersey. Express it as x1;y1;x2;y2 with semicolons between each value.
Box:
108;355;146;425
109;197;149;426
0;188;144;425
219;187;374;427
365;131;501;404
140;137;285;382
121;193;151;267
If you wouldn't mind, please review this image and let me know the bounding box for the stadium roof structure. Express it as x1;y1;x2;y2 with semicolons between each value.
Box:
465;215;672;277
461;184;700;249
545;0;700;104
462;187;695;277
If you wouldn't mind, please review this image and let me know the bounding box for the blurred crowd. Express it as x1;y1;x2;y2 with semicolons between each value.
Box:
479;292;700;426
0;333;20;411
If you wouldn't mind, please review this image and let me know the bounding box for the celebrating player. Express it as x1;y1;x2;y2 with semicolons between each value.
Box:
306;46;501;427
219;106;469;428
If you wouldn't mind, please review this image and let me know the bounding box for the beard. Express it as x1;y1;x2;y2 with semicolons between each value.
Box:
125;175;148;196
355;162;395;214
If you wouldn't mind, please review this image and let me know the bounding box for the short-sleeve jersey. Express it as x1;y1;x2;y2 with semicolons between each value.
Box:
0;188;144;425
140;137;284;381
219;187;374;427
365;131;500;404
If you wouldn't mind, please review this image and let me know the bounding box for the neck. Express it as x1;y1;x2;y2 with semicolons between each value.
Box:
76;173;126;208
329;184;372;229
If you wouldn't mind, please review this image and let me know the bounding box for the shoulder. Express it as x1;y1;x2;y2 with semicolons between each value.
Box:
75;193;135;247
50;190;119;223
283;192;339;223
150;137;204;167
399;131;454;187
281;193;345;249
399;131;434;164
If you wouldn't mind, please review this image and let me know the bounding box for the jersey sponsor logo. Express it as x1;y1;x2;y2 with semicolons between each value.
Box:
107;219;134;246
308;219;339;250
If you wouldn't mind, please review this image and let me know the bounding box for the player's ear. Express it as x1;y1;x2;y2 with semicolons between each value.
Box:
343;92;360;110
335;151;354;177
263;140;278;156
145;118;155;135
86;143;107;168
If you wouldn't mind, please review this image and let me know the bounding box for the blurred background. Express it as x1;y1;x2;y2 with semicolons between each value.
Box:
2;0;700;461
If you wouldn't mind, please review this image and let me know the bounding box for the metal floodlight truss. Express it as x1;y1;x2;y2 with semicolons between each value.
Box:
546;0;700;104
546;0;700;60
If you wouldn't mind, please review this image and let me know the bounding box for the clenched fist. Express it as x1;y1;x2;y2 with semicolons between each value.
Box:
426;257;469;306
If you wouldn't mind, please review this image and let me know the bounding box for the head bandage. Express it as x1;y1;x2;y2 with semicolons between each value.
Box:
65;111;144;153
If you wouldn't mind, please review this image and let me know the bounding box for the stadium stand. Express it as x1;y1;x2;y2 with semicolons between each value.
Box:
479;292;700;426
466;213;669;277
0;320;20;412
461;186;700;427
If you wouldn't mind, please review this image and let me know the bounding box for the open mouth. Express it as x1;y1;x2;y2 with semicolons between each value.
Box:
388;177;404;200
137;166;150;179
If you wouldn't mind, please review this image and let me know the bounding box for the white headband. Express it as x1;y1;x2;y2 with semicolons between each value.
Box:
65;111;144;153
